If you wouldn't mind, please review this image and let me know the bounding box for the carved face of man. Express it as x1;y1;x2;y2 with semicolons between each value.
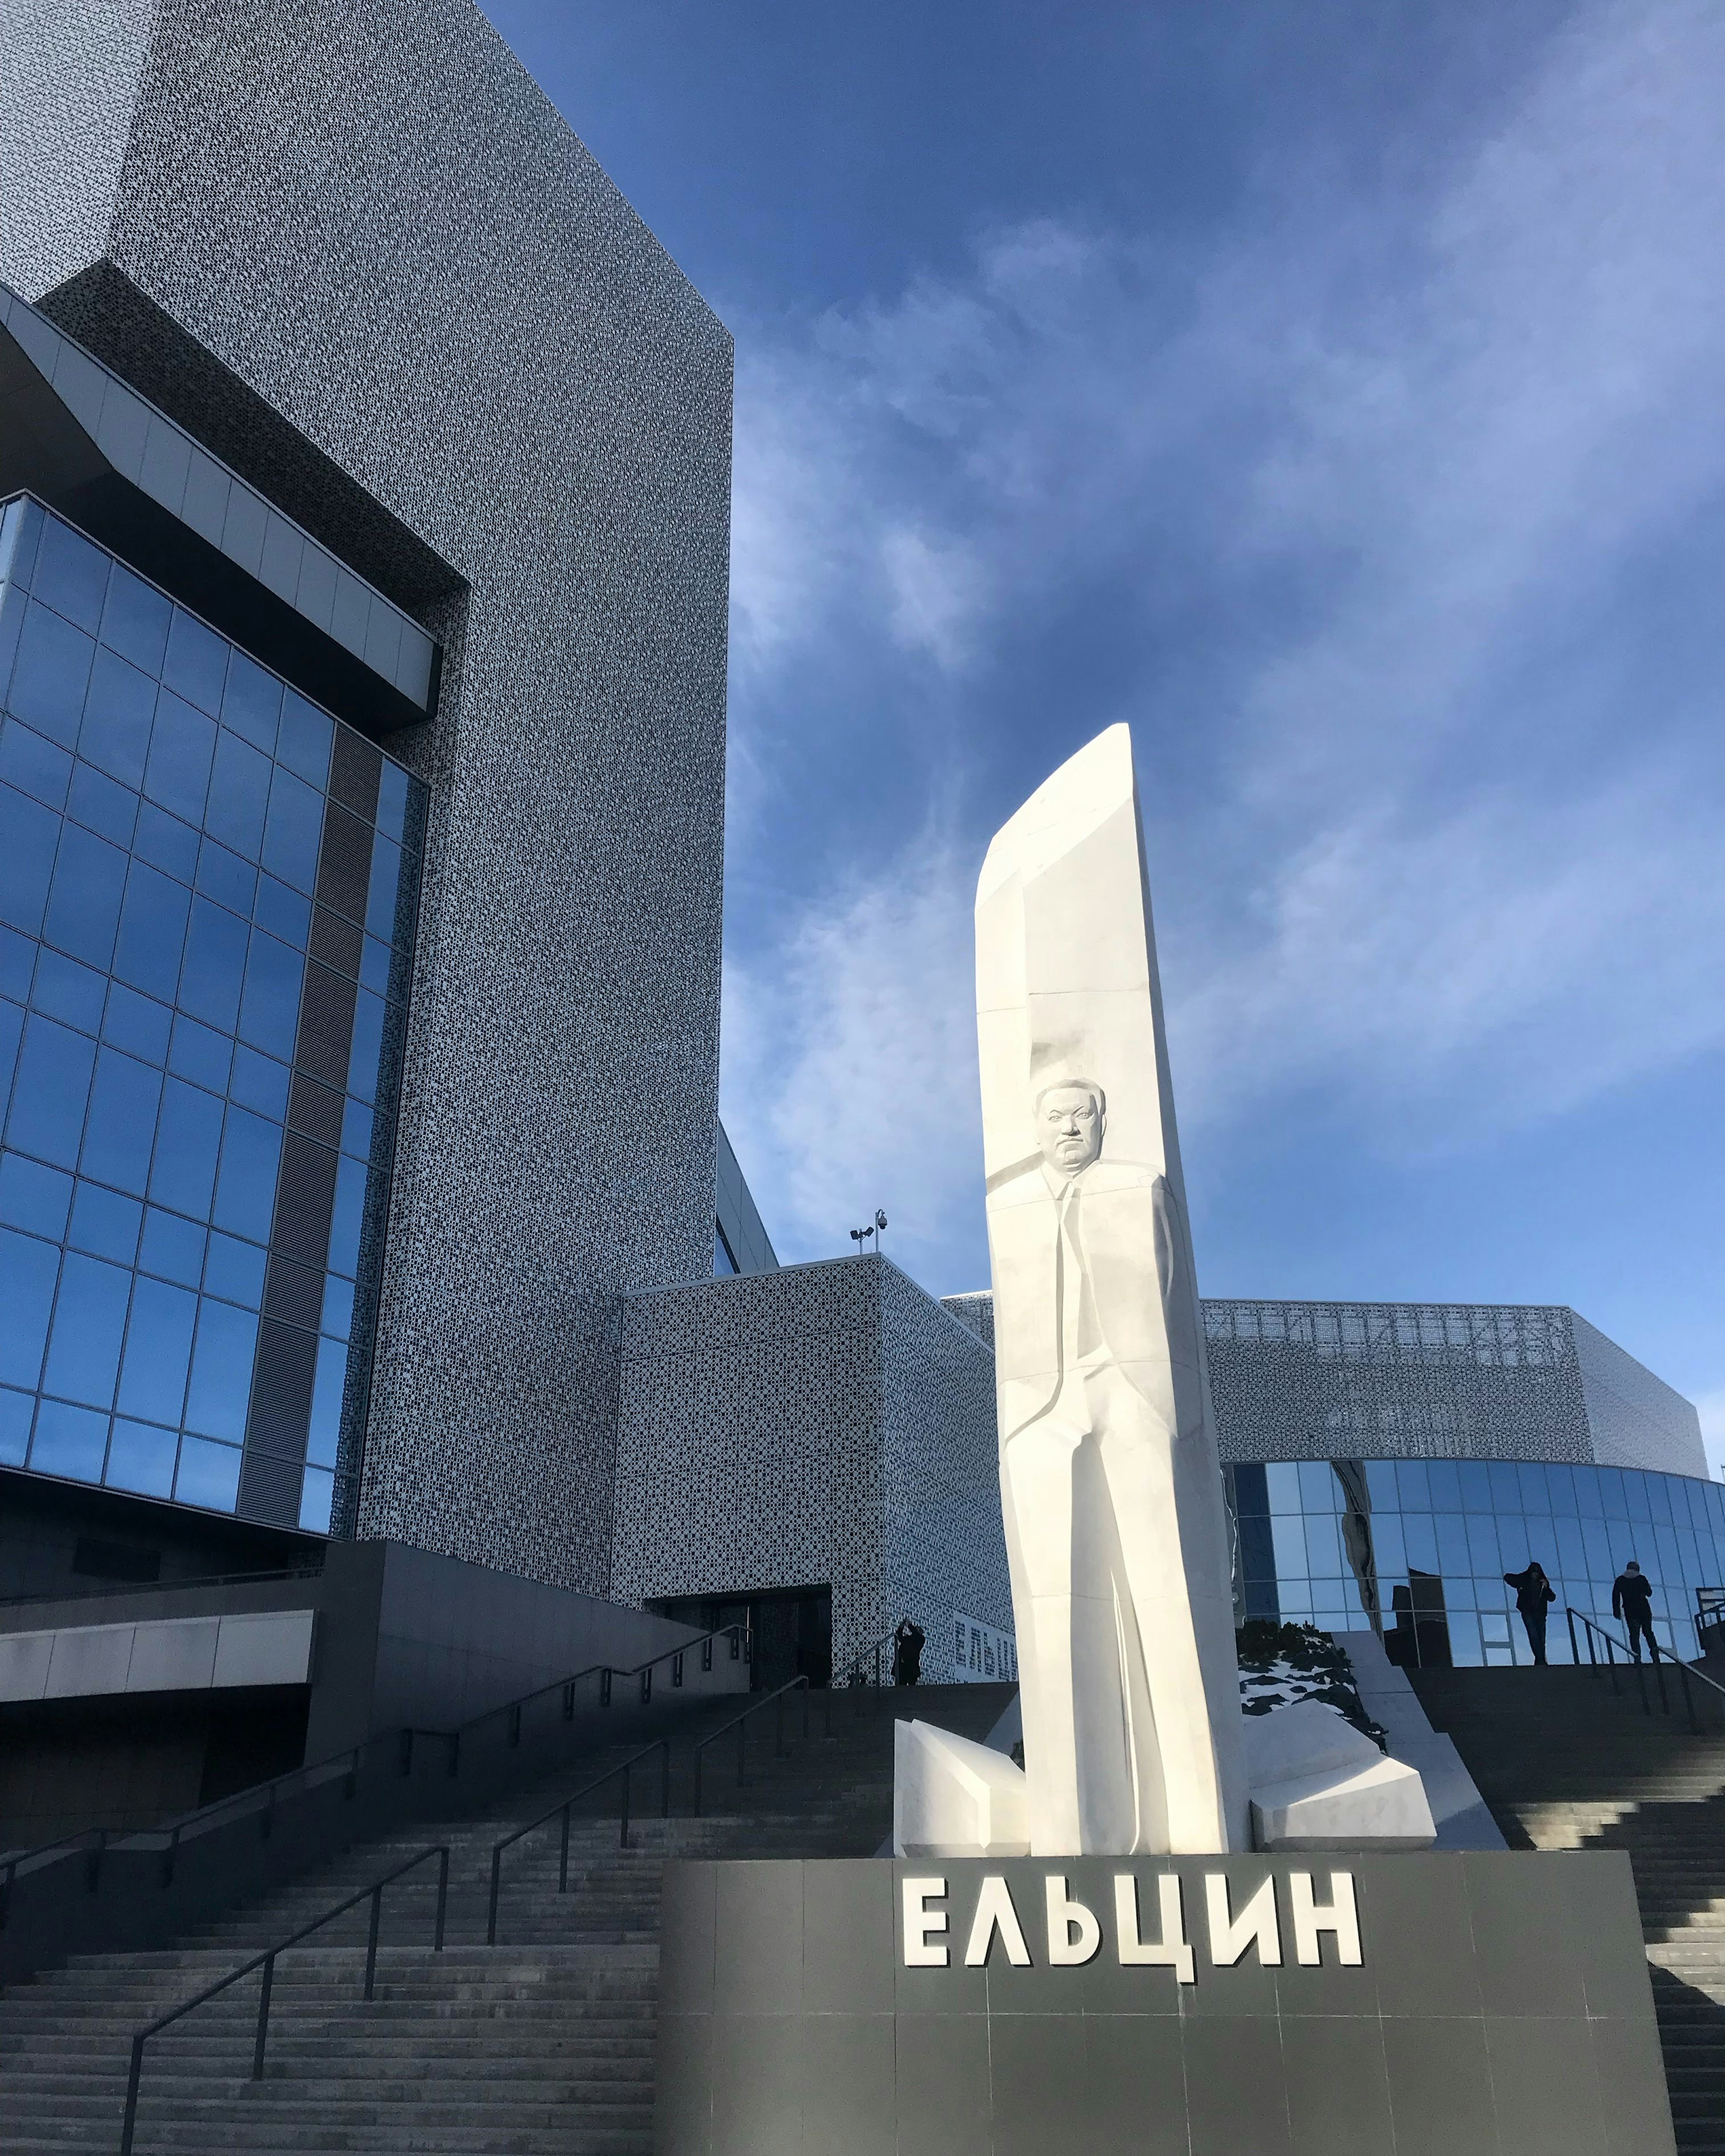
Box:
1035;1082;1105;1180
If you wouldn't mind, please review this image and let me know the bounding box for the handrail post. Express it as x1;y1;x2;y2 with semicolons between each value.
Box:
621;1759;632;1850
661;1740;671;1821
738;1713;747;1787
364;1883;382;2000
559;1803;571;1893
487;1845;502;1947
695;1745;706;1818
253;1951;274;2079
1678;1653;1700;1736
1605;1635;1619;1696
1652;1644;1670;1717
434;1847;448;1951
120;2030;146;2155
1565;1607;1578;1665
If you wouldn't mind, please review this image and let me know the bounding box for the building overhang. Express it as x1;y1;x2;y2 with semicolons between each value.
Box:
0;283;442;741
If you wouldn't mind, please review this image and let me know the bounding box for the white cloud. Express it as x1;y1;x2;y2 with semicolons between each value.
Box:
720;0;1725;1282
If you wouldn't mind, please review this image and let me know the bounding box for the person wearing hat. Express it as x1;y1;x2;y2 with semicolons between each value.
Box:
1613;1562;1657;1662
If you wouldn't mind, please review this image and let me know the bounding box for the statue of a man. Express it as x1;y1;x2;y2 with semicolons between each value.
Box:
977;724;1246;1855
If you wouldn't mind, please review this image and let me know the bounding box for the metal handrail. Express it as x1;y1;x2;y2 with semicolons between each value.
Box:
1;1618;750;1910
1566;1606;1725;1736
117;1842;449;2156
836;1627;901;1688
692;1674;830;1814
486;1740;670;1945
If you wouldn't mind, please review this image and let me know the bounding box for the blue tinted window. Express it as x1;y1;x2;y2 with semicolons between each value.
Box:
204;733;271;861
238;931;303;1060
375;761;408;843
220;651;281;751
340;1096;373;1161
67;759;138;848
102;983;172;1064
44;822;128;969
0;924;32;1000
100;565;172;675
306;1338;347;1467
175;1433;240;1511
278;691;333;786
229;1045;289;1119
262;767;322;892
347;988;385;1102
0;1150;72;1238
131;800;199;883
6;1016;95;1168
139;1206;204;1288
114;862;190;1001
106;1418;177;1498
9;602;94;745
42;1252;131;1408
0;1224;58;1387
0;781;61;936
253;874;310;947
168;1013;232;1092
299;1467;334;1534
79;646;156;788
80;1052;163;1198
183;1300;256;1440
203;1230;265;1308
212;1108;281;1243
115;1276;197;1425
320;1270;354;1340
327;1154;367;1276
366;836;403;943
0;1002;18;1105
195;834;257;916
143;690;216;825
163;609;227;715
177;899;248;1032
31;949;107;1034
0;587;22;693
360;935;392;997
0;1385;29;1465
0;715;72;808
148;1078;224;1219
33;519;108;631
69;1181;142;1264
29;1398;108;1484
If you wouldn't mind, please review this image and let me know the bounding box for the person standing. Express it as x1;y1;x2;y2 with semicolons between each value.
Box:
1613;1562;1658;1661
1503;1561;1556;1665
892;1616;925;1687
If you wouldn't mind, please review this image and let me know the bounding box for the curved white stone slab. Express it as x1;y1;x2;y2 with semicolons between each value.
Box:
893;1719;1031;1860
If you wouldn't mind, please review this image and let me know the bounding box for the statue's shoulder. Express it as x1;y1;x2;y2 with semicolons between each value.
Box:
1078;1159;1164;1197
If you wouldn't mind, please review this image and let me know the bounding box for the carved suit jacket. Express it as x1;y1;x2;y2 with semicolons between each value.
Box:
986;1156;1209;1453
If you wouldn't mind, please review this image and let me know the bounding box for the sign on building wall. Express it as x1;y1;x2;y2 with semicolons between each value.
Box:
952;1610;1017;1682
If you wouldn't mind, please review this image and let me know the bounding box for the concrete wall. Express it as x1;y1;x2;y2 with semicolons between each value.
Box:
612;1255;1010;1681
0;0;732;1594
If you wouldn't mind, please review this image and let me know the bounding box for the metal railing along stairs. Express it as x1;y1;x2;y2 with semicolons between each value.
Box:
1566;1605;1725;1737
117;1842;450;2156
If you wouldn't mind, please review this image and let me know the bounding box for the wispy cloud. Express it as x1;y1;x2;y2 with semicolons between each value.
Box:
720;0;1725;1293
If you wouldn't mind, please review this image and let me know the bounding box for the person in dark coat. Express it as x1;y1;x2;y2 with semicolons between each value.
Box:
1613;1562;1657;1662
1503;1561;1556;1665
892;1617;925;1687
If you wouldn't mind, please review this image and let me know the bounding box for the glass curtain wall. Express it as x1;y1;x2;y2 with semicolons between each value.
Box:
1231;1457;1725;1666
0;497;423;1535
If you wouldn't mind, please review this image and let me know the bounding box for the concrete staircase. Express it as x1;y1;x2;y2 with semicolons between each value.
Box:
1412;1663;1725;2154
0;1681;1014;2153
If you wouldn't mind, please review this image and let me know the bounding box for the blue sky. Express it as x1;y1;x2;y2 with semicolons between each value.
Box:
487;0;1725;1456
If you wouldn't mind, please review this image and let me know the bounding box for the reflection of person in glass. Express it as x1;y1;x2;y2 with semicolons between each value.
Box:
987;1077;1242;1855
1502;1560;1555;1665
1613;1561;1657;1661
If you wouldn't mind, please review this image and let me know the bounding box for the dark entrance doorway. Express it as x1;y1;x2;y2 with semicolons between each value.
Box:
649;1585;832;1691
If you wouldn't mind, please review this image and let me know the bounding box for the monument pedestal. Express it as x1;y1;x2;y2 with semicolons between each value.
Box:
655;1852;1674;2155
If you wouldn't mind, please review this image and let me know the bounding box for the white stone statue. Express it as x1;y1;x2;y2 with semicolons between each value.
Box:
975;723;1248;1855
891;722;1433;1862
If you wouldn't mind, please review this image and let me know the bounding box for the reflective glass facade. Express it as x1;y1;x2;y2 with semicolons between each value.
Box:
1230;1457;1725;1666
0;498;423;1535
